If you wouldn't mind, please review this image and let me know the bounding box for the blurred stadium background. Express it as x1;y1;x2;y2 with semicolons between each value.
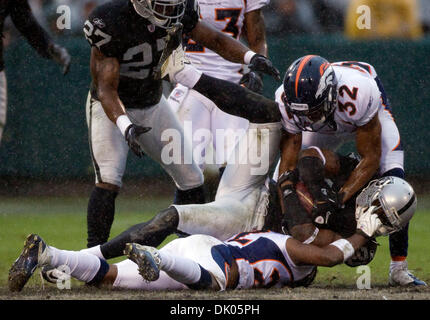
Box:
0;0;429;294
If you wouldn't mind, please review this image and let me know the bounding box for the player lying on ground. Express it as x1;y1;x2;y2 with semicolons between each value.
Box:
83;0;280;250
157;26;425;285
8;176;417;292
39;146;396;284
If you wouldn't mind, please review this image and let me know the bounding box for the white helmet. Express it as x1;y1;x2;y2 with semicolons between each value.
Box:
356;176;417;235
131;0;186;29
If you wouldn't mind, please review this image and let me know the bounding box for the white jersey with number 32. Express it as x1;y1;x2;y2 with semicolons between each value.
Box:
186;0;270;83
276;61;382;135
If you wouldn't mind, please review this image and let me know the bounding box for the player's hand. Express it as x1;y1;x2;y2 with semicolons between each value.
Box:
356;205;383;238
125;124;151;158
248;54;281;81
49;43;71;75
239;71;264;94
311;188;340;228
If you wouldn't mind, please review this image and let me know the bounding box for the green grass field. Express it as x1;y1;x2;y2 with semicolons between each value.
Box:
1;195;429;297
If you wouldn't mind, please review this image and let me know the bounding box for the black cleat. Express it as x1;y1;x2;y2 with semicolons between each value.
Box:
124;243;161;282
8;234;49;292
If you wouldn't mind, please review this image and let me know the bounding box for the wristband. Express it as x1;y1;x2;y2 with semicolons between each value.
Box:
329;239;355;262
116;115;132;137
244;51;257;65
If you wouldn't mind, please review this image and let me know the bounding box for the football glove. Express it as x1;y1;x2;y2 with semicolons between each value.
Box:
125;124;151;158
356;205;383;238
239;71;264;94
48;43;71;75
248;54;281;81
311;186;340;229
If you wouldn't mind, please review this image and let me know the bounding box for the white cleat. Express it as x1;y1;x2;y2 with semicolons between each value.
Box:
389;261;427;286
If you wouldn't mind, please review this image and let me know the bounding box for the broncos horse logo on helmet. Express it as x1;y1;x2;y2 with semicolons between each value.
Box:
282;55;338;132
131;0;186;29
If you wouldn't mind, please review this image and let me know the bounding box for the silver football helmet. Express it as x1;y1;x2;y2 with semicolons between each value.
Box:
131;0;186;29
356;176;417;235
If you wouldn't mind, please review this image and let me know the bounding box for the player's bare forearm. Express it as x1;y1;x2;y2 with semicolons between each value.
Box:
278;131;302;180
243;9;268;57
191;21;248;64
193;74;281;123
287;233;368;267
90;48;125;123
339;116;381;203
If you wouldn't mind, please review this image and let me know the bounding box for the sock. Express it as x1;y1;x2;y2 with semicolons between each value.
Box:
48;246;106;283
87;187;118;248
158;250;209;286
174;185;206;205
80;245;105;260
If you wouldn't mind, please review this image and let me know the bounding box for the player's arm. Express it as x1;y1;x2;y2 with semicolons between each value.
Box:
90;48;149;157
192;74;281;123
10;0;71;74
190;21;279;80
287;202;383;266
90;48;124;124
243;9;268;56
338;115;382;203
286;233;367;267
278;131;302;177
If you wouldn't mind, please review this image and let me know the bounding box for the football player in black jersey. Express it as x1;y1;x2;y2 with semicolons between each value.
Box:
0;0;71;144
83;0;280;248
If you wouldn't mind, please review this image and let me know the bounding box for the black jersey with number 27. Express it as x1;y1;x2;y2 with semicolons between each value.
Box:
83;0;199;108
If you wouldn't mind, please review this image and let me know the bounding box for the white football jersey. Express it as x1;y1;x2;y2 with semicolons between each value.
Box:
225;231;315;289
185;0;270;83
276;61;382;135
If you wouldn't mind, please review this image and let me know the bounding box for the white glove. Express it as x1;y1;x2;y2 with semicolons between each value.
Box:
356;205;383;238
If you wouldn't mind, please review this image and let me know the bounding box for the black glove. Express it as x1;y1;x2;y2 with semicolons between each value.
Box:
311;187;341;229
125;124;151;158
239;71;264;94
248;54;281;81
48;43;71;75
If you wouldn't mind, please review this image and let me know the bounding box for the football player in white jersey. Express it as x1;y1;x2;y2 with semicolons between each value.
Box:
271;55;424;286
167;0;272;195
159;47;424;286
8;176;417;292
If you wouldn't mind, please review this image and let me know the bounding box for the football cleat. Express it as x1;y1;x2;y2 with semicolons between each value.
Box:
124;243;162;282
389;261;427;286
155;22;188;82
8;234;50;292
40;265;66;284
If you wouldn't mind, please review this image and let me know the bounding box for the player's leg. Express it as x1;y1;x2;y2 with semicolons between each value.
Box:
86;93;129;247
128;96;205;205
111;259;187;290
8;234;110;291
377;107;426;286
0;71;7;145
175;122;282;240
126;234;235;290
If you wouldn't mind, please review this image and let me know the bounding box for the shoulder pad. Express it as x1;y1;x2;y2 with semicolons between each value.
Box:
83;3;119;57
